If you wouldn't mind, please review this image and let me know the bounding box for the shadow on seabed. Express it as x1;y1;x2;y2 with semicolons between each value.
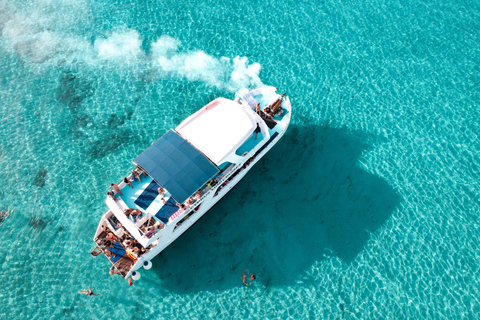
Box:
150;123;401;293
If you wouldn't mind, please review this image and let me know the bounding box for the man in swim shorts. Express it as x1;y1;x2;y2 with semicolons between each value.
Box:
254;123;261;140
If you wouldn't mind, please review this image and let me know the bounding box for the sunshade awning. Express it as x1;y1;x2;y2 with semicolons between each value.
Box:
133;130;219;203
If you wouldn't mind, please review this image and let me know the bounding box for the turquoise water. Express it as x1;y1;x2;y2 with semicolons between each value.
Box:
0;0;479;318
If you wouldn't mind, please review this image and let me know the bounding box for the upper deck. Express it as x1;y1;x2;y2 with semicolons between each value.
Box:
176;98;260;165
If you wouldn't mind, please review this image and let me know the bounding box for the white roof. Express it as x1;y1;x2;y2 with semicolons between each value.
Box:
176;98;257;165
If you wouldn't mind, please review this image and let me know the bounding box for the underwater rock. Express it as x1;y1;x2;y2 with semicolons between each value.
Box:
73;112;91;128
56;70;94;113
86;129;132;159
125;108;134;120
108;108;134;130
28;213;53;230
107;114;126;130
32;167;48;187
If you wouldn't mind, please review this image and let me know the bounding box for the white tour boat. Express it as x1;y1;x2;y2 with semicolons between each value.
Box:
92;86;291;281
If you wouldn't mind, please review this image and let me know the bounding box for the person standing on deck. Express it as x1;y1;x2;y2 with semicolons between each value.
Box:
254;123;261;140
109;183;123;196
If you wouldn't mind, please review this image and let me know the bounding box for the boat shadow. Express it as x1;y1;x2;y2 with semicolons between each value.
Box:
150;124;401;293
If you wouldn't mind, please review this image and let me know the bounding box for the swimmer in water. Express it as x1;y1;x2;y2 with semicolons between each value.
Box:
78;288;100;296
242;270;248;286
249;273;259;285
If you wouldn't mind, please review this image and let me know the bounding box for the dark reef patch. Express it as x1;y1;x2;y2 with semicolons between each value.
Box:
28;213;53;231
72;112;91;128
151;124;401;293
32;166;48;187
85;129;133;159
56;70;95;113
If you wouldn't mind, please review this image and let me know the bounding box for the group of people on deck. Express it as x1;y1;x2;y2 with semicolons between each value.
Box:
145;220;166;238
123;208;142;223
104;165;206;242
106;166;146;200
179;190;202;211
158;187;202;207
256;103;275;120
255;101;283;120
158;186;202;213
99;224;151;261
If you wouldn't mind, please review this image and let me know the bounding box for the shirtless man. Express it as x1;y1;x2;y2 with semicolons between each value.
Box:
254;123;261;140
109;183;123;196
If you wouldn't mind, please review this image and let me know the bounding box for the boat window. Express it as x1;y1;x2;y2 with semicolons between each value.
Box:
218;162;231;170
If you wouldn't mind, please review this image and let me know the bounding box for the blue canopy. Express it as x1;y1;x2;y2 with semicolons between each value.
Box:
133;130;219;203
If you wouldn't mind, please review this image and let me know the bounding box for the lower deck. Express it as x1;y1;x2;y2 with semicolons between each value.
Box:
93;231;134;277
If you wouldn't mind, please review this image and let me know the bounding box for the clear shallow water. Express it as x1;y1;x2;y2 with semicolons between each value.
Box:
0;0;479;318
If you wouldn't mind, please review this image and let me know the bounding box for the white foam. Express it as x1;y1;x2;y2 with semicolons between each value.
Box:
0;2;263;91
150;36;263;91
94;30;144;61
150;35;180;58
1;2;91;65
228;56;263;91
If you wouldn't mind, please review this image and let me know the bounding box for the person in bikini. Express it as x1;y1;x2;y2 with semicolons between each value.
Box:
109;266;120;276
124;177;133;188
78;288;100;296
242;270;248;286
242;270;259;285
132;169;142;182
249;273;259;284
157;187;165;197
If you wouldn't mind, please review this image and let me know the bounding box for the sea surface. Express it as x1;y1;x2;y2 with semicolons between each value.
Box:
0;0;479;319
